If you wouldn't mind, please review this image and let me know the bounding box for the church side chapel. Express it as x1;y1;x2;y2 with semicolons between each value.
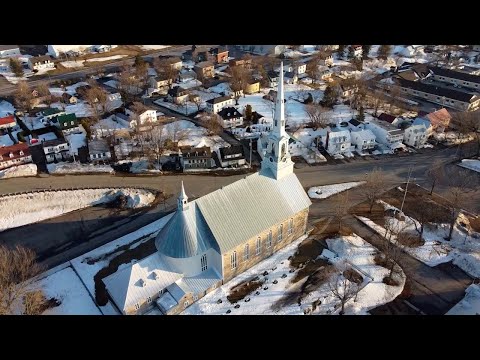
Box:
103;63;312;315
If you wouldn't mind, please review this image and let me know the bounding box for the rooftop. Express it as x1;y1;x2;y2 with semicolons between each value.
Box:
396;78;479;103
206;95;232;104
429;65;480;84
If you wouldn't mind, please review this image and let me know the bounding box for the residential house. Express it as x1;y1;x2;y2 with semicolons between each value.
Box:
428;65;480;91
319;54;334;67
244;80;260;94
161;57;183;71
149;74;173;93
347;118;364;131
47;45;93;58
178;70;197;83
125;104;157;128
42;108;66;121
182;46;210;63
403;118;431;148
0;45;21;58
194;61;215;79
218;145;246;168
217;107;243;128
180;146;214;170
284;71;297;84
320;127;352;156
365;119;405;151
377;113;398;124
168;86;189;105
236;45;286;56
283;62;307;75
62;93;78;104
340;84;358;98
319;66;332;80
57;113;81;135
352;45;363;58
0;115;16;130
268;70;279;88
425;108;451;132
265;90;277;102
28;55;55;71
0;143;32;170
206;95;235;113
395;78;480;112
350;129;376;153
94;45;117;53
88;139;111;163
209;48;229;64
229;58;252;69
42;138;69;163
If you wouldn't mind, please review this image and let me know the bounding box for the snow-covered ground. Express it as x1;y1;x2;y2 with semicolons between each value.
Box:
71;213;174;314
357;199;480;278
65;132;87;156
0;188;156;232
49;81;89;96
0;164;37;179
38;132;57;142
183;233;404;315
86;55;128;62
308;181;365;199
47;162;114;174
141;45;170;51
154;99;199;116
459;159;480;174
60;60;85;68
92;115;130;137
446;284;480;315
33;267;101;315
0;100;15;117
0;133;14;146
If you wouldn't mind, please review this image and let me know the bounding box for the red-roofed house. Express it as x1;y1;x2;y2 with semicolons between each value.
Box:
0;143;32;170
426;108;452;132
0;115;16;130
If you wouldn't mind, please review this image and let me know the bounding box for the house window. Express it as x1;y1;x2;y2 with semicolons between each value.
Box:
147;296;152;303
243;244;249;261
184;301;189;309
193;295;198;301
266;230;272;248
231;251;237;269
135;303;140;310
278;224;283;242
256;237;261;255
288;218;293;235
201;253;208;272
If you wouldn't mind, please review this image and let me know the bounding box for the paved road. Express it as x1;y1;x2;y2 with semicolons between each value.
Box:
0;45;211;97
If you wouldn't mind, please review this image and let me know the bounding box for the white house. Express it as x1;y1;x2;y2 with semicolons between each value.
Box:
365;119;404;151
322;128;352;156
42;139;70;163
28;55;55;71
125;106;157;128
283;63;307;75
217;107;243;128
0;143;31;170
218;145;246;168
47;45;93;58
0;45;21;58
88;139;111;163
353;45;363;58
403;118;432;148
350;129;376;153
206;95;235;114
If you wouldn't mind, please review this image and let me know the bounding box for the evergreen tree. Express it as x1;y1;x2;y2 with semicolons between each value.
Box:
337;45;345;59
356;106;365;122
245;104;252;121
377;45;392;60
9;58;24;77
321;85;338;108
362;45;371;59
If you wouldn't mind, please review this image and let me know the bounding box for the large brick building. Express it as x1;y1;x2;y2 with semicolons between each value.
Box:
103;63;312;315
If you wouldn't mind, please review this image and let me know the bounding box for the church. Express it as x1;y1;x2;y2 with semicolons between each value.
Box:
103;63;312;315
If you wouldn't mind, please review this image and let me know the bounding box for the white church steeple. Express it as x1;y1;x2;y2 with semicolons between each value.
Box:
260;61;294;180
178;181;189;211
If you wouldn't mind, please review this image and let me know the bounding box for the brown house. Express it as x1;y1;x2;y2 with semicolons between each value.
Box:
194;61;215;79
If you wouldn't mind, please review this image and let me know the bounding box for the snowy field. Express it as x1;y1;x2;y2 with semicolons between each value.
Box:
0;100;15;117
47;162;114;174
65;132;87;156
49;81;89;96
0;188;156;232
308;182;365;199
38;132;57;142
141;45;170;51
60;60;85;68
154;99;199;116
71;213;174;314
0;134;14;146
92;115;130;137
183;233;405;315
86;55;127;62
357;199;480;278
0;164;37;179
459;159;480;174
446;284;480;315
33;267;101;315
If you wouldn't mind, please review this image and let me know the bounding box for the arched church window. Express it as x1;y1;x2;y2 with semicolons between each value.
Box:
281;143;286;158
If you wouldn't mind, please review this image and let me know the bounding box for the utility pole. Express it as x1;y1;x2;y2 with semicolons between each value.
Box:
400;165;414;214
249;138;252;168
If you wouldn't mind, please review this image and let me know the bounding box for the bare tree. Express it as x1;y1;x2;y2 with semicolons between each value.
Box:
425;159;445;195
410;202;441;241
117;64;144;102
36;81;51;98
363;168;388;213
150;125;165;167
153;58;179;89
381;218;407;283
189;94;202;112
306;56;321;85
304;104;330;130
14;81;34;113
444;186;467;241
0;245;44;315
23;290;50;315
201;113;223;135
84;82;108;120
369;89;386;117
229;66;249;105
456;111;480;156
333;191;350;232
328;262;360;315
377;45;392;60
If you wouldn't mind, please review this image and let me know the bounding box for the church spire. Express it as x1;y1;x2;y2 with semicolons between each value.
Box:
178;181;189;211
273;62;286;137
260;61;294;180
